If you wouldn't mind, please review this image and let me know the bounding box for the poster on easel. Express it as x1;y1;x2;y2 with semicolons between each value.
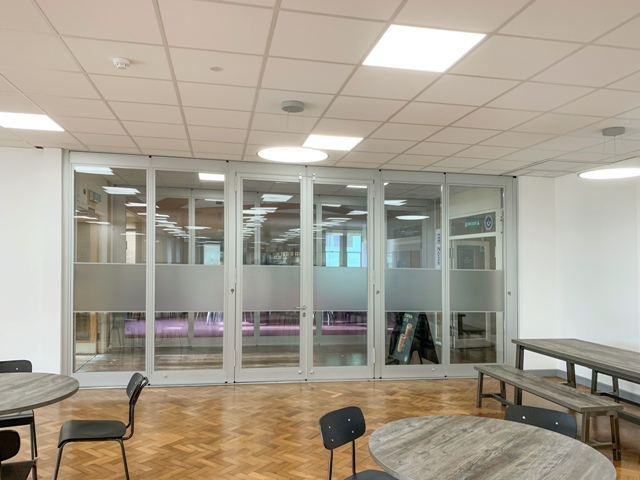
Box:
392;313;418;364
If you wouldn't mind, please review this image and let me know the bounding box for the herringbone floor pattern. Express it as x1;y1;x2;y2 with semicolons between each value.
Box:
8;377;640;479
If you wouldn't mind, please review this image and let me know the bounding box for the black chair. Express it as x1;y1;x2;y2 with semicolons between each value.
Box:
0;430;35;480
504;404;577;438
52;372;149;480
0;360;37;479
318;406;394;480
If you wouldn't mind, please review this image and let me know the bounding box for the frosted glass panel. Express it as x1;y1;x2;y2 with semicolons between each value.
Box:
450;270;504;311
156;265;224;311
385;269;442;311
243;265;300;310
74;264;145;311
313;267;367;310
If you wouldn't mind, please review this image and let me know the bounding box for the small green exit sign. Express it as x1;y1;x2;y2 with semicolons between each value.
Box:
464;219;480;228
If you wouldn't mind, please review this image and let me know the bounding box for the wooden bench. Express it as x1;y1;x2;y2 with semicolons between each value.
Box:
475;364;623;460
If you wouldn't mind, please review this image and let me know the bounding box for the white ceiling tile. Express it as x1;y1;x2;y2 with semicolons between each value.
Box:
526;160;586;172
501;149;565;162
554;153;610;164
395;0;530;31
0;67;99;98
417;75;519;105
596;15;640;49
467;159;529;171
123;122;187;139
280;0;401;20
64;38;171;80
159;0;273;54
0;76;18;93
195;152;242;161
382;164;429;171
191;141;245;155
56;117;126;135
269;11;384;64
451;36;579;80
9;129;83;146
261;58;354;94
184;107;251;129
246;130;306;146
0;139;32;148
170;48;262;87
134;137;191;151
37;0;162;43
88;146;141;155
341;67;438;100
335;161;382;169
91;75;178;104
178;82;255;110
480;131;555;148
488;83;594;112
391;103;475;125
340;152;397;163
312;118;381;137
530;136;602;152
324;96;406;122
455;145;518;159
405;142;468;156
28;97;113;121
555;90;640;117
512;113;602;135
432;157;490;168
254;89;333;116
188;125;246;143
0;30;79;71
454;108;539;130
73;133;135;147
426;127;499;144
0;92;43;114
110;102;182;123
499;0;640;42
143;149;192;158
617;107;640;120
0;128;22;141
1;1;52;33
533;46;640;87
355;139;416;153
462;168;508;175
423;165;467;173
608;71;640;92
371;123;442;141
251;113;318;134
385;154;443;165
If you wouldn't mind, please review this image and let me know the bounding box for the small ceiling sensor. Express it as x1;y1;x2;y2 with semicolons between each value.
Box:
112;57;131;70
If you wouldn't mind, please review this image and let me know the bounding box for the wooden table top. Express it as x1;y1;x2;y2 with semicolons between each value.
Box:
0;372;79;415
513;338;640;383
368;415;615;480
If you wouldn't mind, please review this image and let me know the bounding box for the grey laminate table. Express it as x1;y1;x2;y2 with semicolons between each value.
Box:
513;338;640;424
368;415;615;480
0;372;79;415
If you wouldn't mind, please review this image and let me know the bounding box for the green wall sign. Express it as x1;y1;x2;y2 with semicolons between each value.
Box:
464;219;480;228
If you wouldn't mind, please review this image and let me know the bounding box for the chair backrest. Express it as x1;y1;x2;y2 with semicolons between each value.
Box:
319;406;366;450
0;430;21;462
124;373;149;439
0;360;32;374
504;404;577;438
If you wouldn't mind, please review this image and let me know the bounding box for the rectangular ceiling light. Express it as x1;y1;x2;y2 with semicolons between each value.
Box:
0;112;64;131
262;194;292;202
364;25;485;72
199;173;225;182
75;166;113;175
102;186;140;195
304;134;363;151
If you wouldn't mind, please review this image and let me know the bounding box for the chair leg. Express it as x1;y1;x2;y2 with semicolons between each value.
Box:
52;444;66;480
118;439;130;480
30;420;38;480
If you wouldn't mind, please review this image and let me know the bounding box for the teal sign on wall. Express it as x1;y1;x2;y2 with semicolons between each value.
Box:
464;219;481;228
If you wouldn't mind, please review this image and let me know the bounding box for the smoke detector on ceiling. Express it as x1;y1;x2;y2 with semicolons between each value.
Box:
112;57;131;70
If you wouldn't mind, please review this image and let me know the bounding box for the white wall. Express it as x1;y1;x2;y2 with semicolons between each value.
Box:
0;147;63;373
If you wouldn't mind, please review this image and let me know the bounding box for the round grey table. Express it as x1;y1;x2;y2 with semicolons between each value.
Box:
0;372;79;415
368;415;615;480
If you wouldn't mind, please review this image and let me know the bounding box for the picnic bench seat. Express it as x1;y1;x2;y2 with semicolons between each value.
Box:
475;364;623;460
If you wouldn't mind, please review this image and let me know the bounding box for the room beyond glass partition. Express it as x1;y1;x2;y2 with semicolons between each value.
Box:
73;166;147;372
384;183;442;367
312;183;369;368
154;170;225;370
448;185;505;364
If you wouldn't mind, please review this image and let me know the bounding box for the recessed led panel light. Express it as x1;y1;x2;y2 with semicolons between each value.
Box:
199;173;225;181
75;166;113;175
578;168;640;179
396;215;429;220
257;146;328;163
304;134;363;151
0;112;64;131
185;226;211;230
102;186;140;195
347;185;367;189
364;25;485;72
348;210;368;215
125;202;147;207
384;199;407;206
262;194;292;203
322;203;342;207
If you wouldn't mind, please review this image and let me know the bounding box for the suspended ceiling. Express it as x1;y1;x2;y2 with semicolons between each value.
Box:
3;0;640;177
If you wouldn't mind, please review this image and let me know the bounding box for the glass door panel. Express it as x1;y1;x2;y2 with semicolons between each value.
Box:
312;183;369;371
448;185;504;365
383;183;443;373
72;166;147;373
239;179;303;377
153;170;225;372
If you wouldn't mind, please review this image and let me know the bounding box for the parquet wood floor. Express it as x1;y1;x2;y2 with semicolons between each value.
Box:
9;377;640;479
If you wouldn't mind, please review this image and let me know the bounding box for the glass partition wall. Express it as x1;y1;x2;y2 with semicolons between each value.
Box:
68;154;516;386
